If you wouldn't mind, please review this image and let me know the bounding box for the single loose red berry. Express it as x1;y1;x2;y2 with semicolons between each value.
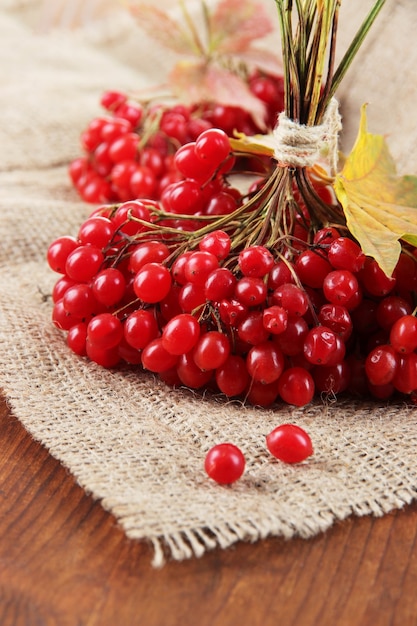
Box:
204;443;245;484
266;424;313;464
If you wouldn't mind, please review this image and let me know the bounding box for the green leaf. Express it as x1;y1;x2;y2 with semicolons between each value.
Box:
334;105;417;277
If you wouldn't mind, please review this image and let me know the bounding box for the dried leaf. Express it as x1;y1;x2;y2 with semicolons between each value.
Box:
210;0;274;54
169;61;268;129
334;105;417;277
228;48;283;77
127;3;196;55
229;131;274;156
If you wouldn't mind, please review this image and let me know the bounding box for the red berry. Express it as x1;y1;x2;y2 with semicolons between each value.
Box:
266;424;313;463
205;268;236;301
234;276;267;307
195;128;230;168
199;230;231;260
184;251;219;287
193;331;230;370
277;367;315;407
67;322;88;356
295;250;332;288
161;313;201;355
359;258;396;297
272;283;309;317
215;355;250;397
65;245;104;283
238;246;274;278
124;309;159;350
322;270;360;308
47;236;79;273
92;268;126;307
133;263;172;303
390;314;417;354
327;237;366;273
365;344;398;386
303;326;338;365
246;341;285;384
87;313;123;350
204;443;245;484
176;352;213;389
141;338;179;372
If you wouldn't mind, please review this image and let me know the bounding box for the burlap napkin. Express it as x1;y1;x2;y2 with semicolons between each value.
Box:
1;1;417;565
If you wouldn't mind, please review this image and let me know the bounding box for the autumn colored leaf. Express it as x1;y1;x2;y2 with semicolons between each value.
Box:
334;105;417;277
210;0;274;54
127;3;197;55
229;131;274;157
169;61;268;129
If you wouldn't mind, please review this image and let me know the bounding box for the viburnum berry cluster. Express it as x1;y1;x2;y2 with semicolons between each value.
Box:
47;125;417;409
69;70;284;205
48;0;411;412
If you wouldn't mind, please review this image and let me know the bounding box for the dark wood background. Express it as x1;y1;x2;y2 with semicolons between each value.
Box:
1;392;416;626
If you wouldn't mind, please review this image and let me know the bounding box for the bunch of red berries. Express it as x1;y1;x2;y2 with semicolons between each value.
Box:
68;71;284;205
48;125;417;409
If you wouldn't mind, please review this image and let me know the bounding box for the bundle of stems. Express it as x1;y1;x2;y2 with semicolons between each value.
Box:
115;0;387;264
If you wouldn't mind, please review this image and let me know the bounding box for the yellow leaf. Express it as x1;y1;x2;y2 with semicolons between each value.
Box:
334;105;417;277
229;131;275;157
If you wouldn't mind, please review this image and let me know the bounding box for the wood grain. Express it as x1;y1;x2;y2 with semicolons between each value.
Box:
0;393;416;626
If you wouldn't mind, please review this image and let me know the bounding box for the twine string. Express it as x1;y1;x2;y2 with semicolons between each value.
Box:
272;98;342;174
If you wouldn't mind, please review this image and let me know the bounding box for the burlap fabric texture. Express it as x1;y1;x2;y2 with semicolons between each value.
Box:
1;2;417;566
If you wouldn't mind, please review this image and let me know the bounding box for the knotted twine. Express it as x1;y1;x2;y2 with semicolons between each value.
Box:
272;98;342;174
2;4;417;567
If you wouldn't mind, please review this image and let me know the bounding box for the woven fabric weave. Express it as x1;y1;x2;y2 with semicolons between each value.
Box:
1;1;417;565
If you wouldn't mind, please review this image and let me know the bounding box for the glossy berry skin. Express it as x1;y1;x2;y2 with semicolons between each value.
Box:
327;237;366;273
133;263;172;303
271;283;309;317
67;322;88;356
204;443;245;484
234;276;267;307
195;128;230;167
204;268;236;301
266;424;313;464
124;310;159;350
184;251;219;287
176;352;213;389
141;338;179;373
389;315;417;354
322;270;360;308
392;353;417;394
87;313;124;350
199;230;231;260
215;355;250;397
277;367;315;407
193;331;230;370
161;313;201;355
92;268;126;307
365;344;398;386
303;326;338;365
359;258;396;297
238;246;274;278
246;341;285;384
47;236;79;273
65;245;104;283
295;250;332;289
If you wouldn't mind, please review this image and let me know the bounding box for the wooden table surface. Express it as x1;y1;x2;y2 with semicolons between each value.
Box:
1;392;416;626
